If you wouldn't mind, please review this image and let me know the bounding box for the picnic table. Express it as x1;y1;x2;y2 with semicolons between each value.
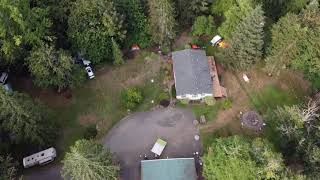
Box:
151;138;167;156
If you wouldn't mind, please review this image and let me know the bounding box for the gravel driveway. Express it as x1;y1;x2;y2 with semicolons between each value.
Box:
103;108;202;180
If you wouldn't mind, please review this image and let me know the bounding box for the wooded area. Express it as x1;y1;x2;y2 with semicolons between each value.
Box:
1;0;320;179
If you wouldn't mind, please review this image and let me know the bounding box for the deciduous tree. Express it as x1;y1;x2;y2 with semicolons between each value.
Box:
61;139;119;180
27;44;77;90
0;0;52;63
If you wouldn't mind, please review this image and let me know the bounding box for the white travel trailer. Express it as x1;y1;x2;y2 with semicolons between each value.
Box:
23;147;57;168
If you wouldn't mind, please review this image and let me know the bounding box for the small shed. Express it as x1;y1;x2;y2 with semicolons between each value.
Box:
141;158;197;180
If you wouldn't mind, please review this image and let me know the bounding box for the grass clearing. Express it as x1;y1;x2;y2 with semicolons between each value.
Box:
47;51;163;155
250;85;303;113
177;102;222;122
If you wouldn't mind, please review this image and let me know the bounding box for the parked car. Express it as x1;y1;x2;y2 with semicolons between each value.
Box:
0;72;8;85
85;66;95;79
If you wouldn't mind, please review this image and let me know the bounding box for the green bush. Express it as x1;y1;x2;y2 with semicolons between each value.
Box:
191;38;207;47
180;99;190;105
222;99;232;110
192;16;215;36
121;87;144;109
204;96;216;106
158;92;170;102
83;124;98;139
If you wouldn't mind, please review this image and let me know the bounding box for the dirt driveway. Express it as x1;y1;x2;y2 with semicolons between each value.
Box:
103;108;202;180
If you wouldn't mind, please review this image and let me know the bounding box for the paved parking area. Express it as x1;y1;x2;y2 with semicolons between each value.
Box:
103;108;202;180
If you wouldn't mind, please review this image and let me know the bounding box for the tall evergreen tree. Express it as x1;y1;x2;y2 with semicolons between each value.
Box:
62;139;119;180
112;38;124;66
0;89;56;146
148;0;176;50
68;0;126;64
223;5;265;70
265;13;306;75
218;0;254;39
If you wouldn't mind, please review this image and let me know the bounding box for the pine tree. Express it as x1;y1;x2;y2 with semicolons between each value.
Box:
62;139;120;180
112;38;124;66
223;5;265;70
148;0;176;50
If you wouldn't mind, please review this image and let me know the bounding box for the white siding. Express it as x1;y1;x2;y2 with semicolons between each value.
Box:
176;93;213;100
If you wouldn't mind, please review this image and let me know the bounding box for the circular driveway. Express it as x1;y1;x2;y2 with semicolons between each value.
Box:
103;108;202;180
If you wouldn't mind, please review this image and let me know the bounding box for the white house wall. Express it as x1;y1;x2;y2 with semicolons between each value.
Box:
176;93;213;100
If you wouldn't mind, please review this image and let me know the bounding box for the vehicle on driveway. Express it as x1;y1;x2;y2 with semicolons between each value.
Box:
75;53;95;80
85;66;95;79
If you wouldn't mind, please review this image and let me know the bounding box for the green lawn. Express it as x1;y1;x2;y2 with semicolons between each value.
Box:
177;101;222;122
50;51;164;156
250;85;303;113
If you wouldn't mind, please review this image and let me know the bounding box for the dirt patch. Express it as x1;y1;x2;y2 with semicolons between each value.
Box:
11;77;71;107
173;29;193;49
78;113;100;126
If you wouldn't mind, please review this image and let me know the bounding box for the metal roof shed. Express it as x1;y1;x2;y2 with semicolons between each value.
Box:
141;158;197;180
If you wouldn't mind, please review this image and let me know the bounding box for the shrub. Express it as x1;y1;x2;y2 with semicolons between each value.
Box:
222;99;233;110
171;85;176;98
83;124;98;139
121;87;144;109
158;92;170;102
180;99;190;105
204;96;216;106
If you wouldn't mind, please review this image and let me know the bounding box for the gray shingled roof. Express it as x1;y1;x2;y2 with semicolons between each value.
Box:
172;49;213;96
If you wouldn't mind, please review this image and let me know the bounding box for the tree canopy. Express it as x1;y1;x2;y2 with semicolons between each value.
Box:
148;0;176;50
0;155;17;180
203;136;287;180
218;0;254;39
27;44;79;90
0;0;52;63
0;88;56;147
222;5;265;70
68;0;126;64
61;139;120;180
266;3;320;89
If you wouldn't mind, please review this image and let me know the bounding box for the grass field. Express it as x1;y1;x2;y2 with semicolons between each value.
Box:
47;51;164;156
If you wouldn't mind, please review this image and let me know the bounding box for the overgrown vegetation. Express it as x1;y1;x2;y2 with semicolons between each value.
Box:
1;0;319;179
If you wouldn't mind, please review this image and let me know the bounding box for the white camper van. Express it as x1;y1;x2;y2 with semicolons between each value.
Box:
23;147;57;168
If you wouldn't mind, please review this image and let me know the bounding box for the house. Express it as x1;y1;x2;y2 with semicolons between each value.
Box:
141;158;197;180
172;49;226;100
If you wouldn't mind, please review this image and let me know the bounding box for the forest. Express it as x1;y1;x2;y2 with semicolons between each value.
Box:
1;0;320;179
